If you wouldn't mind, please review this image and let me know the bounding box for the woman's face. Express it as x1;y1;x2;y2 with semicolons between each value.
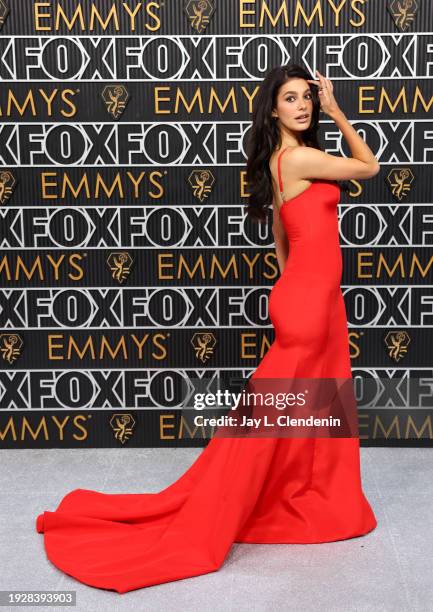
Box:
272;78;313;131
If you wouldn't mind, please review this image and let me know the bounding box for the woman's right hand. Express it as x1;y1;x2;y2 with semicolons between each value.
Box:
307;70;341;117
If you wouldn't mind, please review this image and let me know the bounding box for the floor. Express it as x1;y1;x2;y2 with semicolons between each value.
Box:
0;446;431;612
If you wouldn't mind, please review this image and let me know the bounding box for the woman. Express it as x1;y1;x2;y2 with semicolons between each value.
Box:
35;64;378;593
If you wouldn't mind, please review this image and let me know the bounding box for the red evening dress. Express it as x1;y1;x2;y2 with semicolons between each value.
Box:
35;145;377;593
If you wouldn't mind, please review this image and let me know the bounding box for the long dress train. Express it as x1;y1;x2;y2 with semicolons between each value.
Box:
35;145;377;593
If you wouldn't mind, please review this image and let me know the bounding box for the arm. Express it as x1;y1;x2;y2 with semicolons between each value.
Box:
287;117;380;182
272;199;289;275
292;69;380;181
331;108;379;170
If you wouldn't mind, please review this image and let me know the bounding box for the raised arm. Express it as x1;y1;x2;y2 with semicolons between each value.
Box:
288;139;380;182
289;69;380;181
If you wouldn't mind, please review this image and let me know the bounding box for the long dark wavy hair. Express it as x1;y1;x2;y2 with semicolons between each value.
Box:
244;63;350;223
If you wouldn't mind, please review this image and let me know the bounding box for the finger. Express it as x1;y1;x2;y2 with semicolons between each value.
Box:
322;76;328;87
319;76;329;93
317;70;328;85
316;76;326;93
315;71;329;98
322;76;332;91
316;73;327;90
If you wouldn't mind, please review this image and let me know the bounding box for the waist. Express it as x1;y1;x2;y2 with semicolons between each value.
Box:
282;246;343;280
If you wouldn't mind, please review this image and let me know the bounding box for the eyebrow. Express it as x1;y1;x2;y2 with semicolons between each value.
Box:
283;89;311;95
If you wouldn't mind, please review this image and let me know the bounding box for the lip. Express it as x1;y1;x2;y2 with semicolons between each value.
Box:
295;114;309;122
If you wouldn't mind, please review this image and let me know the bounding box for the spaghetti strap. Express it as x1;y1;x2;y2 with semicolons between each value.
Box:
277;145;290;201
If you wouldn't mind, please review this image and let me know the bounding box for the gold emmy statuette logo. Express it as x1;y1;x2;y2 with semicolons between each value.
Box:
0;171;17;205
191;332;216;362
0;333;23;364
109;413;136;444
384;330;411;362
107;252;133;283
386;168;414;201
101;85;130;119
188;169;215;202
184;0;215;33
387;0;418;31
0;0;10;30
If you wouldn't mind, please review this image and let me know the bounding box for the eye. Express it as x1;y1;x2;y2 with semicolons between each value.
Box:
285;93;312;102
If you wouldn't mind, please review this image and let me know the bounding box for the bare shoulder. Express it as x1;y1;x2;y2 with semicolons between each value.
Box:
282;146;322;179
278;145;316;167
284;145;318;164
285;145;380;182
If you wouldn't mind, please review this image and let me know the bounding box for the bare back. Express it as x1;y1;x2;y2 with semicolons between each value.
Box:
269;145;313;211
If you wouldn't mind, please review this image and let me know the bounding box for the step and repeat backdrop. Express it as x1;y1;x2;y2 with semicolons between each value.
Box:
0;1;432;447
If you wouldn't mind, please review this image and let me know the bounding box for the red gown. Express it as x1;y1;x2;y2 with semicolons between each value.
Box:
35;145;377;593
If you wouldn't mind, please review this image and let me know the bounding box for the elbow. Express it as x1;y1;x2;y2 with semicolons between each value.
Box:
369;161;380;177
